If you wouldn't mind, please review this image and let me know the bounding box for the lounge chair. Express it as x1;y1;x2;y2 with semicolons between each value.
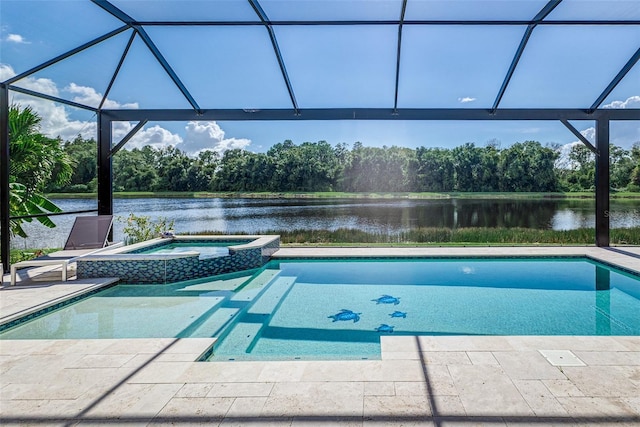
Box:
10;215;118;286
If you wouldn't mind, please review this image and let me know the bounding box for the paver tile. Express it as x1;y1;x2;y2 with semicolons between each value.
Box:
259;361;308;382
417;336;513;352
82;383;183;420
175;383;215;398
573;351;640;366
262;382;364;417
556;396;640;422
74;353;137;368
206;382;273;397
128;361;192;383
512;379;569;416
149;396;233;425
541;379;585;397
226;396;267;416
492;351;566;379
467;351;499;365
448;365;534;417
180;361;267;383
561;366;640;397
300;361;377;381
364;381;395;396
422;351;471;365
363;395;432;421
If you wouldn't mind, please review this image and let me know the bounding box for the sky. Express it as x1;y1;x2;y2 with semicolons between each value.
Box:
1;0;639;156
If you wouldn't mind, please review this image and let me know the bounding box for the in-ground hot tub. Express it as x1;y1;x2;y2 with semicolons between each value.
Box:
76;235;280;284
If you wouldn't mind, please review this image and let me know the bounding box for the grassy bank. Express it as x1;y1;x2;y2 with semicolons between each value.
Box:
47;191;640;200
12;227;639;263
197;227;640;246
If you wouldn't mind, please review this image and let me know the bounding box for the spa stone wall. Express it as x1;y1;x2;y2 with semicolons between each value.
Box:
77;237;280;284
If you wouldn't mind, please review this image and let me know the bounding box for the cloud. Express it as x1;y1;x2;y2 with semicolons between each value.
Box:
6;34;29;44
603;95;640;109
123;124;184;150
557;109;640;168
556;124;597;170
181;121;251;155
1;63;58;96
458;97;476;103
2;63;244;154
65;83;138;109
1;64;91;141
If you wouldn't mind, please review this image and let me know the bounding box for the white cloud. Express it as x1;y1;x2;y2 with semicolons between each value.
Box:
603;95;640;109
1;63;180;146
557;109;640;168
458;97;476;103
181;121;251;155
555;140;587;169
1;64;89;141
2;63;250;155
65;83;138;109
1;63;58;96
124;124;184;150
6;34;29;44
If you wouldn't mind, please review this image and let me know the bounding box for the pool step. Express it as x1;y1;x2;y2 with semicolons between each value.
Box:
231;269;281;302
210;321;265;360
248;276;296;314
178;269;281;339
184;307;241;338
210;275;297;356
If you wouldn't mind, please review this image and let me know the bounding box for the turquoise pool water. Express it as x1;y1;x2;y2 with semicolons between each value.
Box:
137;241;244;258
2;258;639;361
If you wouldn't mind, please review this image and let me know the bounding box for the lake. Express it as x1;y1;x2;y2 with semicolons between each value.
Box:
11;197;640;249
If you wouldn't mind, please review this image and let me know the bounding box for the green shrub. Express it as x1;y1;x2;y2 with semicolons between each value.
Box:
119;213;175;245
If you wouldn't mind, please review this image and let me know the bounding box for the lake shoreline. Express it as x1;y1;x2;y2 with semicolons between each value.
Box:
46;191;640;200
14;196;640;251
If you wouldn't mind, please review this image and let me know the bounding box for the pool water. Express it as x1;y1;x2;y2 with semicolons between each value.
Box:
2;258;639;361
139;241;240;258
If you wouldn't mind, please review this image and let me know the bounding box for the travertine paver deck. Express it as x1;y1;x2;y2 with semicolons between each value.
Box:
1;246;639;426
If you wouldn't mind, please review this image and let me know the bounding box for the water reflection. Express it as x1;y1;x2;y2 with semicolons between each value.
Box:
13;197;640;249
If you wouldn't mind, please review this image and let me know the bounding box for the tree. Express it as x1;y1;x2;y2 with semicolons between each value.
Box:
113;147;159;192
341;144;413;192
56;136;97;192
609;143;636;190
561;144;595;191
9;105;73;194
451;143;483;191
267;141;341;191
7;105;72;237
498;141;558;192
411;147;455;192
628;142;640;190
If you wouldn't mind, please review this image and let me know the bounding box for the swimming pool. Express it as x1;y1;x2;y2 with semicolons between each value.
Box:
2;257;639;361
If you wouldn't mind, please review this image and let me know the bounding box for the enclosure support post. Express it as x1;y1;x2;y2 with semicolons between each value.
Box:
97;113;113;235
595;117;610;247
1;84;10;273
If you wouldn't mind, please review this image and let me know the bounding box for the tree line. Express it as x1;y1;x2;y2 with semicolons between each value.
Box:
52;136;640;194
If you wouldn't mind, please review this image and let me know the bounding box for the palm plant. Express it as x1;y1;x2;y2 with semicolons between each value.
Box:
8;104;73;237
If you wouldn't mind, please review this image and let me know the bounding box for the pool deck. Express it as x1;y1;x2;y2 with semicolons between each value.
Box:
1;246;639;426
